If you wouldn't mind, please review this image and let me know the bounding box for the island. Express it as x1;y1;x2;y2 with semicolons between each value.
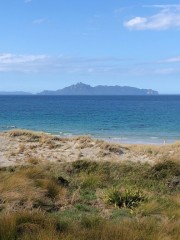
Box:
38;82;159;95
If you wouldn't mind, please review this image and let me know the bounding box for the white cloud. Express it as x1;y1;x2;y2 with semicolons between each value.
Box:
124;17;147;28
0;53;47;64
33;19;45;24
124;5;180;30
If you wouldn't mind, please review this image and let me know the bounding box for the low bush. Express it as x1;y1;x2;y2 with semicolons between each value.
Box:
149;160;180;180
105;187;145;208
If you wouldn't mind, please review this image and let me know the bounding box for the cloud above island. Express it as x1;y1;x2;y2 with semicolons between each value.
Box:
124;5;180;30
0;53;179;76
0;53;129;73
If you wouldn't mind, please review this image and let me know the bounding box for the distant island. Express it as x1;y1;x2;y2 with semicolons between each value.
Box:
38;82;159;95
0;83;159;95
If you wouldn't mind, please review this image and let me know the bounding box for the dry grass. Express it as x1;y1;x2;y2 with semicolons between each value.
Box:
0;211;179;240
130;142;180;162
0;165;69;212
0;158;179;240
74;136;95;149
27;157;42;165
8;129;44;138
0;210;60;240
96;141;126;155
0;169;44;210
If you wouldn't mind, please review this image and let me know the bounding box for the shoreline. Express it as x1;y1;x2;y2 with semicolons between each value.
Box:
1;128;180;146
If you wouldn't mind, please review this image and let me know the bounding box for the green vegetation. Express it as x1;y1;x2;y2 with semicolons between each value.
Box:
105;187;144;208
0;158;179;240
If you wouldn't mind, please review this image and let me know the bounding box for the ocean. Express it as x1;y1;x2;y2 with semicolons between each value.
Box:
0;95;180;144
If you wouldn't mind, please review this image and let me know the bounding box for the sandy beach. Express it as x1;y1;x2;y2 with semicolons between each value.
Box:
0;129;180;167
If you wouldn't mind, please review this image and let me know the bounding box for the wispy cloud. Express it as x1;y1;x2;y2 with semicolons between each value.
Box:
0;53;179;76
153;68;176;75
144;5;180;10
33;19;45;24
124;5;180;30
0;53;130;73
161;56;180;63
114;8;125;15
0;53;48;73
24;0;32;4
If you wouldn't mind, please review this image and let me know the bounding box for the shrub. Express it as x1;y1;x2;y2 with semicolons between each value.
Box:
105;187;145;208
149;160;180;180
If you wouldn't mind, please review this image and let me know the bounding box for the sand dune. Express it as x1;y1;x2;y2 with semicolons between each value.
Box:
0;129;180;167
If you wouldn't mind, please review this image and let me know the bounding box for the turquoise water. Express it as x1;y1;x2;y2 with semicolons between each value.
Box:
0;95;180;144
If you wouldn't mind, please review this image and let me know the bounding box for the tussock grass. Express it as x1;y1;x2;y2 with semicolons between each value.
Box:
0;211;60;240
96;140;127;155
74;136;95;149
8;129;43;139
27;157;42;165
0;158;179;239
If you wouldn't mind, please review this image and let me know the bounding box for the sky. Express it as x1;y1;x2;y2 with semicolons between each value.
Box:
0;0;180;94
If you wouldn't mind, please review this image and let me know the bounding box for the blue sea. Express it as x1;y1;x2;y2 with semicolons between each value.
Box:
0;95;180;144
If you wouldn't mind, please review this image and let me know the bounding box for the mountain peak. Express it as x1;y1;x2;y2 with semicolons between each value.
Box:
73;82;91;88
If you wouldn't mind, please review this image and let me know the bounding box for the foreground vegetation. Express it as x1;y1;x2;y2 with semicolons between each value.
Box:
0;156;179;239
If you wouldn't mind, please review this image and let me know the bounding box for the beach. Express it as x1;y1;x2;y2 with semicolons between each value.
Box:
0;129;180;168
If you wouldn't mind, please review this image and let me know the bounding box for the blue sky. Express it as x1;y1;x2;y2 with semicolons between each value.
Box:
0;0;180;93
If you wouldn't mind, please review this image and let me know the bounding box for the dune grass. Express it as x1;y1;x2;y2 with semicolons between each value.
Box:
0;157;179;239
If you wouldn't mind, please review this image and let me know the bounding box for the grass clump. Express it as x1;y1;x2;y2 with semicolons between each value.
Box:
105;187;145;208
0;211;61;240
8;129;43;142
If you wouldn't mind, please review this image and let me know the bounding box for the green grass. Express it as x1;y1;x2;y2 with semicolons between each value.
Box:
0;159;179;239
